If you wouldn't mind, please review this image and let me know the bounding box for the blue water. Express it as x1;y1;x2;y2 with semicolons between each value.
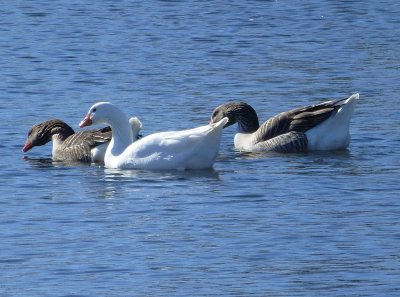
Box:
1;1;400;296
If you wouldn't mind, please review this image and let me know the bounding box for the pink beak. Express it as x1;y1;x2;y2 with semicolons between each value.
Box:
79;115;93;128
22;141;33;152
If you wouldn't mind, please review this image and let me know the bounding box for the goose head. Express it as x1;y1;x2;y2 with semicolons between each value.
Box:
79;102;134;146
22;119;75;152
210;101;260;133
79;102;119;128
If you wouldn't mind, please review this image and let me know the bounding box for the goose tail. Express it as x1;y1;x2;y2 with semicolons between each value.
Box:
211;117;229;130
337;93;359;115
306;93;359;150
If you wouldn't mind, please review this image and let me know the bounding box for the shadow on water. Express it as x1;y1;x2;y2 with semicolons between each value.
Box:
22;156;92;169
22;156;221;183
22;149;359;180
87;167;221;200
234;148;352;161
103;167;220;182
221;148;362;177
22;156;56;168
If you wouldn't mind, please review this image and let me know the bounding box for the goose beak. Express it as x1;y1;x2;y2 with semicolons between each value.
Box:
22;141;32;152
79;115;92;128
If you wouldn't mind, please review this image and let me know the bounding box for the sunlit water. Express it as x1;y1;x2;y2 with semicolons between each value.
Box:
1;1;400;296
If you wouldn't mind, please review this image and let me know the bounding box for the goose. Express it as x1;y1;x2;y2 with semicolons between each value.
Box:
210;93;359;153
22;117;142;162
79;102;228;170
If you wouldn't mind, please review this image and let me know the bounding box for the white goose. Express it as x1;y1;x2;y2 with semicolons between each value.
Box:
210;93;359;153
23;117;142;162
79;102;228;170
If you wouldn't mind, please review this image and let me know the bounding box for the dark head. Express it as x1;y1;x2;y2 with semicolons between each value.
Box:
22;119;75;152
210;101;260;133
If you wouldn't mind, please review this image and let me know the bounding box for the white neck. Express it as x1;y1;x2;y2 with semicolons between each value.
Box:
104;108;134;160
234;132;255;152
52;134;64;156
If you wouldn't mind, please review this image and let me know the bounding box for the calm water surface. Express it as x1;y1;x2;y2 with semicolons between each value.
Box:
1;1;400;296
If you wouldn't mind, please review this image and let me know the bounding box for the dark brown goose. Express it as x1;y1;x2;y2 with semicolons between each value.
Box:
210;93;359;153
22;117;142;162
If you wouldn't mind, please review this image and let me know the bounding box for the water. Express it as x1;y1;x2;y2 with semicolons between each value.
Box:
1;1;400;296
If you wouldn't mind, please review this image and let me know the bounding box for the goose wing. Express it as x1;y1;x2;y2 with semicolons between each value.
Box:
253;131;308;153
56;127;112;162
254;99;344;143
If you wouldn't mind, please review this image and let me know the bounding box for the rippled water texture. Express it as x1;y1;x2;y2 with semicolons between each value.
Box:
1;1;400;296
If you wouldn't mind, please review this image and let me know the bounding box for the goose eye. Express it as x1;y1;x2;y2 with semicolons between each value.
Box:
92;108;97;112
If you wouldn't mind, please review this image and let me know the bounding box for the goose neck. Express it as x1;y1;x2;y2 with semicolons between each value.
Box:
226;102;260;134
236;112;260;134
107;116;134;155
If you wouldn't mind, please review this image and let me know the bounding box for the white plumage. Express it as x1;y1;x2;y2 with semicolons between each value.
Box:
79;102;227;170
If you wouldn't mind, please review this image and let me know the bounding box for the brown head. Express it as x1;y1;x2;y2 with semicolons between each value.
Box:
210;101;260;133
22;119;75;152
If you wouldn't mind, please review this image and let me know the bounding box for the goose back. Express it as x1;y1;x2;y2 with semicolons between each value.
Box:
55;126;112;162
254;99;342;144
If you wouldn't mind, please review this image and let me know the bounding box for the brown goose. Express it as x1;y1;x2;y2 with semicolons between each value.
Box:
22;117;142;162
210;93;359;153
